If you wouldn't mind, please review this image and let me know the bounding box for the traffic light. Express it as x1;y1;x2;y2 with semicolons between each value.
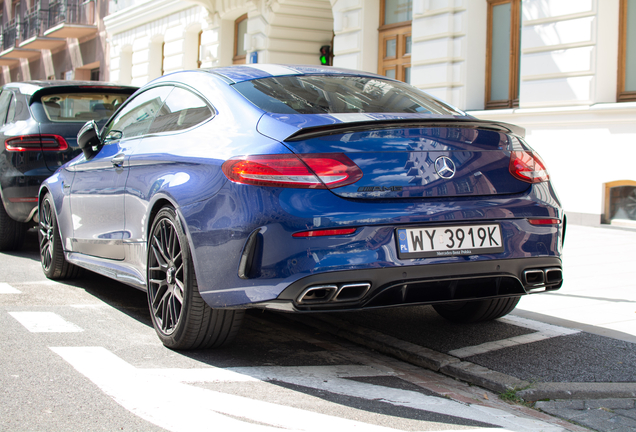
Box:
320;45;331;66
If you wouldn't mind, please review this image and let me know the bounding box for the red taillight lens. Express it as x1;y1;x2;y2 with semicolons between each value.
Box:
509;151;549;183
5;134;68;152
292;228;357;238
222;153;363;189
528;218;561;225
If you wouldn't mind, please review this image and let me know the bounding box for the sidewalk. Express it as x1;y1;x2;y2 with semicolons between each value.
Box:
513;224;636;431
514;224;636;344
286;223;636;432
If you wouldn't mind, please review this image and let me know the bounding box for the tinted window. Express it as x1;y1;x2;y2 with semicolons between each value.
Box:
41;93;131;122
102;86;172;142
147;87;212;134
0;91;11;125
232;75;464;116
5;94;15;123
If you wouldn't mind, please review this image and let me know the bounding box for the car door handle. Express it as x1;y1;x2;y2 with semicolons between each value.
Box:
111;154;125;168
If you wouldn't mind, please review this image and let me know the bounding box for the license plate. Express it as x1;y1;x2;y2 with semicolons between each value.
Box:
396;224;504;258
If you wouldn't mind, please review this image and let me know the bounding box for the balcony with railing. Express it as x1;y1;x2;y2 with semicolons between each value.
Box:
0;0;96;57
44;0;96;39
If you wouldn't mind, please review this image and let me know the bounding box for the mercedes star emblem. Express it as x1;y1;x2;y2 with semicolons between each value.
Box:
434;156;456;179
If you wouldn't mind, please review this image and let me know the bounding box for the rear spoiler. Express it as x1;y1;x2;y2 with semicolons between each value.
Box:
284;118;525;142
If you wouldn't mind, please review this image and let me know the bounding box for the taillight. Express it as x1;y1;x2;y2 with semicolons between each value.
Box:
528;218;561;225
222;153;363;189
509;151;549;183
292;228;357;238
5;134;68;152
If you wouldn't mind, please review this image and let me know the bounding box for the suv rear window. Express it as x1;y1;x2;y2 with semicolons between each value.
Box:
41;93;130;122
232;75;464;116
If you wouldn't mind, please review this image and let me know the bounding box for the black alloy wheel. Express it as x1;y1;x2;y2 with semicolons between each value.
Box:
38;193;81;279
147;207;244;350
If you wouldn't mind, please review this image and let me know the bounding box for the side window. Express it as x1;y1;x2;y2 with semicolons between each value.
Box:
102;86;173;142
147;87;213;134
0;91;12;125
6;95;16;124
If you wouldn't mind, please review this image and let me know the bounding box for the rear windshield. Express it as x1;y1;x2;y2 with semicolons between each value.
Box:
232;75;464;116
41;93;130;122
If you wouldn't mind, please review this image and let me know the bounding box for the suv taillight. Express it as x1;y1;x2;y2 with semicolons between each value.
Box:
222;153;363;189
5;134;68;152
509;151;549;183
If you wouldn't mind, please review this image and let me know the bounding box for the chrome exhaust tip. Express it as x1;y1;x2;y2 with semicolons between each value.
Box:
333;283;371;302
524;269;545;286
545;268;563;284
297;285;337;304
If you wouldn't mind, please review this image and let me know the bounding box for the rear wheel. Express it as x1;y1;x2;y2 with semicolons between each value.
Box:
0;200;26;251
147;207;244;350
432;296;520;323
38;193;82;279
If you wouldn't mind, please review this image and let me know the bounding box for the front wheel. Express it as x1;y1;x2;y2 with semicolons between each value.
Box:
38;193;81;279
432;296;520;323
147;207;244;350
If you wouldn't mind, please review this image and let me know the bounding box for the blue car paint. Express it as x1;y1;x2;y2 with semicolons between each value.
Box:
40;66;564;312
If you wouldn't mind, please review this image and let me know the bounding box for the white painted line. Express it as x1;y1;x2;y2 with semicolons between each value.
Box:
52;347;565;432
9;312;83;333
448;316;580;358
17;280;60;286
0;283;21;294
500;315;581;335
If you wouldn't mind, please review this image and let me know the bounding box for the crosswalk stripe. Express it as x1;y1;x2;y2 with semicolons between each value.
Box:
52;347;565;432
0;283;21;294
9;312;83;333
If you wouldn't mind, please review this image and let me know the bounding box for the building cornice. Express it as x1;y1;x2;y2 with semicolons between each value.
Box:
104;0;200;35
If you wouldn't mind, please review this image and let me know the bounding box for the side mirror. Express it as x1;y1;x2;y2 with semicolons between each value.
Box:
77;120;101;159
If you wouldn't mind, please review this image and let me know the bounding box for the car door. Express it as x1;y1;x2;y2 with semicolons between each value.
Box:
68;86;172;260
123;86;215;248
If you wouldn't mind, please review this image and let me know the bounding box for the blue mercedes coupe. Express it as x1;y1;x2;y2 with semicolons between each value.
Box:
38;65;564;349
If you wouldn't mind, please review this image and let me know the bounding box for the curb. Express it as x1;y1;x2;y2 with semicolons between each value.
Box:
285;313;636;401
518;383;636;402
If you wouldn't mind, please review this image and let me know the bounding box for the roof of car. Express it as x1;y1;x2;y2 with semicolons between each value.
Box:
206;64;385;84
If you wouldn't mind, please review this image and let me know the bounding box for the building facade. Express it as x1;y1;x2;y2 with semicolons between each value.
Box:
101;0;636;227
0;0;109;82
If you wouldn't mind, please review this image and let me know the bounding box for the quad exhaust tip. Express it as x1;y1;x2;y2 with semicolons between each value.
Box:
523;267;562;289
297;282;371;305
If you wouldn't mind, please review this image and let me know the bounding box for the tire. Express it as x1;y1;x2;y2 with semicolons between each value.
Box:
0;199;26;251
432;296;520;323
147;207;244;350
39;193;82;279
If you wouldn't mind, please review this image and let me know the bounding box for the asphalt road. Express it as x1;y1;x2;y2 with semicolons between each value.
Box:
3;228;628;432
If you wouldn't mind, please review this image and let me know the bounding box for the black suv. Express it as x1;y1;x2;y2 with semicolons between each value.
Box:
0;81;137;251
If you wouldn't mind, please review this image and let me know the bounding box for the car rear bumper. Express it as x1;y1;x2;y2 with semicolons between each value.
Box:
243;256;562;312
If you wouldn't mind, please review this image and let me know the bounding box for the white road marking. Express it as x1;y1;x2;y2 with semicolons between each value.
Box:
52;347;566;432
0;283;21;294
9;312;83;333
448;316;580;358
